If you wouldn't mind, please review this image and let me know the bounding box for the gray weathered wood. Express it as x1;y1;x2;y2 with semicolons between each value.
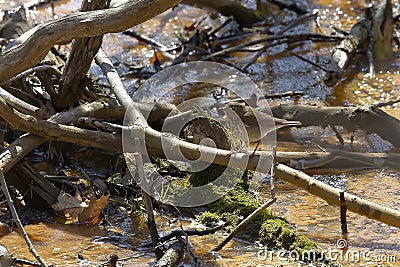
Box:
0;0;181;82
56;0;111;110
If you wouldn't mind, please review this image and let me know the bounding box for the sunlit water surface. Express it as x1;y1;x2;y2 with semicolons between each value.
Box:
0;0;399;266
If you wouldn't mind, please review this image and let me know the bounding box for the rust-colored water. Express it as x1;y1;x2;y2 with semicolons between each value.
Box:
0;0;400;266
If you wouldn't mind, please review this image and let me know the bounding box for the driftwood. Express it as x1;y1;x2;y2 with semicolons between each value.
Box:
154;241;184;267
56;0;111;111
0;87;42;119
0;66;398;229
270;104;400;147
202;33;342;61
6;157;60;207
0;99;125;210
134;138;163;258
325;0;393;85
93;49;400;228
0;58;397;225
0;0;181;82
96;48;164;258
140;223;228;248
0;89;398;172
275;164;400;228
290;149;400;170
329;16;371;71
0;0;397;239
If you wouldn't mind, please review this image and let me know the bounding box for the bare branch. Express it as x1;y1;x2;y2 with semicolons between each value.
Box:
0;0;181;82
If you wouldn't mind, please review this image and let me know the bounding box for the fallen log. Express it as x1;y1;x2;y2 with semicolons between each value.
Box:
0;0;181;82
325;0;393;85
270;104;400;148
154;241;184;267
275;164;400;228
0;52;399;230
0;99;399;228
94;49;400;228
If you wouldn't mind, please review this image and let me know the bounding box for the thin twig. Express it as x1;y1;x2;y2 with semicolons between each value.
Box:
212;198;277;252
95;48;162;257
123;30;172;51
340;191;348;235
14;257;42;266
270;147;276;199
294;54;330;72
270;0;308;14
330;124;345;145
372;98;400;108
0;65;61;86
208;17;234;36
241;43;269;71
0;169;49;267
133;138;162;258
289;149;400;170
332;26;350;36
265;91;304;99
212;31;255;45
139;222;229;248
242;9;320;70
202;33;342;61
0;87;43;119
275;9;319;35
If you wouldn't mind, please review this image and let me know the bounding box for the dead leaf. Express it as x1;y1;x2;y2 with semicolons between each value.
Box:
51;192;88;222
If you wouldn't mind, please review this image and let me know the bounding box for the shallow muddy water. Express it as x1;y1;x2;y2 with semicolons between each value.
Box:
0;0;400;266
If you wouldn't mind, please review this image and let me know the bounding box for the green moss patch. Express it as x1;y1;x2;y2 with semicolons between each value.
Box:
259;219;317;251
188;164;227;187
200;211;221;227
151;160;331;264
191;165;328;264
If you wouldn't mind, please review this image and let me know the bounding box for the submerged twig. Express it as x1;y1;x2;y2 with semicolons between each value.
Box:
0;87;43;119
264;91;304;99
275;9;319;35
294;54;330;72
340;191;348;235
242;9;320;70
270;0;308;15
133;138;162;258
202;33;342;61
0;169;49;267
330;124;345;145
